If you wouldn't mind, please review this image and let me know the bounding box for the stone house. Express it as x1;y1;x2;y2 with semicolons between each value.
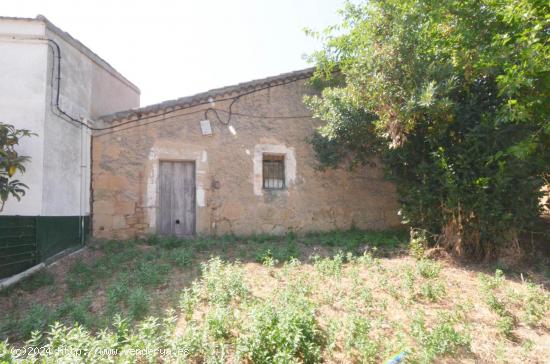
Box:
92;69;400;239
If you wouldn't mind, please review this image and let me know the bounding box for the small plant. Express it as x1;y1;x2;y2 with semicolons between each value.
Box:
479;269;505;291
522;282;549;327
167;247;194;268
0;312;18;339
179;288;198;320
200;258;248;305
386;281;403;302
99;239;129;254
259;249;278;268
202;341;230;364
0;340;13;361
161;235;184;249
357;250;377;267
56;298;93;327
479;271;506;314
520;339;535;361
479;271;508;314
417;259;441;279
206;306;232;339
128;287;150;320
18;271;55;292
411;312;471;362
107;274;130;304
66;260;95;295
96;248;137;274
409;229;428;260
419;281;447;302
486;293;507;315
135;262;171;286
496;315;515;338
403;266;417;301
357;286;375;309
256;241;299;263
146;234;184;249
344;315;379;363
19;304;53;339
237;295;324;364
312;252;344;278
324;319;340;359
478;269;517;338
106;274;130;316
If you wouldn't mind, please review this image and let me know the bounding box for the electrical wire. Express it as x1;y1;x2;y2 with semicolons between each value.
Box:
47;43;81;127
47;39;92;129
202;80;294;125
204;97;239;125
228;110;312;119
46;39;313;133
93;107;312;138
95;74;313;133
47;40;88;242
94;109;205;137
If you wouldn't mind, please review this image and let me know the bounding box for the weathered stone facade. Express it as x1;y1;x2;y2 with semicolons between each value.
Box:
92;71;401;239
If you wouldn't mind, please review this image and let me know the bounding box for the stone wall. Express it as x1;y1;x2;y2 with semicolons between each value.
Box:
91;79;401;239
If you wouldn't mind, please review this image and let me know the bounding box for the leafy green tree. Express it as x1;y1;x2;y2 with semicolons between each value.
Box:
306;0;549;259
0;123;34;211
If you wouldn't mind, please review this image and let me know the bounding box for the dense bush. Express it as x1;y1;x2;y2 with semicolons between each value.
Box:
306;0;550;259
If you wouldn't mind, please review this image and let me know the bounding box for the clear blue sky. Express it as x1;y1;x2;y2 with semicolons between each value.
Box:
3;0;346;106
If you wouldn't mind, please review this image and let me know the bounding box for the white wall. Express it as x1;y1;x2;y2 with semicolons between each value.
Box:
0;19;48;215
41;24;139;216
0;18;44;36
41;28;93;216
0;17;139;217
91;62;140;118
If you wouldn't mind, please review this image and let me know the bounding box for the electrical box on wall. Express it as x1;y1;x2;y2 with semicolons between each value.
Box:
200;119;212;136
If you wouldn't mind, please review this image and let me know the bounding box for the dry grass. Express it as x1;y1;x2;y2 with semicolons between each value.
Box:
242;256;549;363
0;231;549;363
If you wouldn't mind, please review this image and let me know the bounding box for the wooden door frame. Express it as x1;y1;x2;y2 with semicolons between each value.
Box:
157;159;197;236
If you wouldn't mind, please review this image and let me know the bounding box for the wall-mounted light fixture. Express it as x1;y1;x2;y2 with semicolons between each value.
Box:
200;119;212;136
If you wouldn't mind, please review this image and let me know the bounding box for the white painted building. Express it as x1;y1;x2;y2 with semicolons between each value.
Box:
0;15;139;269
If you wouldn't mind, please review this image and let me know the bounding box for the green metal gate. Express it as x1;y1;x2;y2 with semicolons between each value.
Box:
0;217;37;279
0;216;89;279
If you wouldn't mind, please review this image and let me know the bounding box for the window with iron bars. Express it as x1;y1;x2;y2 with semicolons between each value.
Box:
262;154;285;189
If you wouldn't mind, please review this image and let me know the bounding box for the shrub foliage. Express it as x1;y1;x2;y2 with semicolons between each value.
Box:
0;122;34;211
305;0;550;258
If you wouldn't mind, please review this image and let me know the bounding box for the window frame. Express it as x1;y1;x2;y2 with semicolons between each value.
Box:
262;154;286;190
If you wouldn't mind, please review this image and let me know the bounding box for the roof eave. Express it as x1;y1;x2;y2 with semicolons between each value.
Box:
98;67;315;124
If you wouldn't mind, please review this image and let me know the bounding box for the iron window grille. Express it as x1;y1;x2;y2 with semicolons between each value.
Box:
263;154;285;189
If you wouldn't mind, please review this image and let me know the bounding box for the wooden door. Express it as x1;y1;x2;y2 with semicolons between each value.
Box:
158;161;196;236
